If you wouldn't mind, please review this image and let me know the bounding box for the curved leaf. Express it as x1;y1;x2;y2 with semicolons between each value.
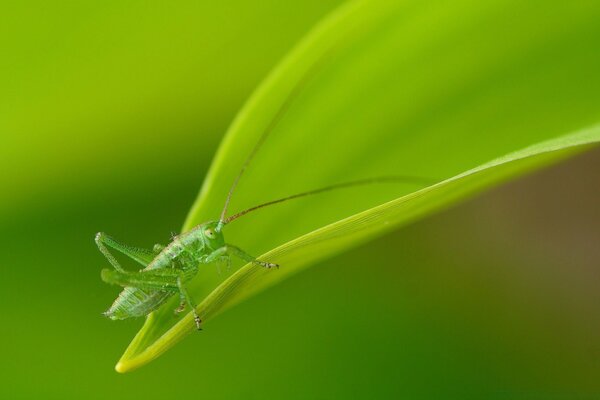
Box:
115;0;600;372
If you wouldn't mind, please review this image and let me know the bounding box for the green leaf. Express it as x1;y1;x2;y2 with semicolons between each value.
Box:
115;0;600;372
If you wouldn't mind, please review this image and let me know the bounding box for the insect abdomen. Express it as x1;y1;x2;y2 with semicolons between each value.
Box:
104;287;171;320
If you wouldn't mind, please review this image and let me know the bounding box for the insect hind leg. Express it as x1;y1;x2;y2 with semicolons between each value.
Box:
101;269;179;291
95;232;156;269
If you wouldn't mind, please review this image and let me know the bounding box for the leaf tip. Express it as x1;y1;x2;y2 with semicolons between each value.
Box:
115;357;140;373
115;361;128;374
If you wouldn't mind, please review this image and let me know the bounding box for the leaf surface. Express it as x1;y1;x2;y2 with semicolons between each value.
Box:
116;0;600;372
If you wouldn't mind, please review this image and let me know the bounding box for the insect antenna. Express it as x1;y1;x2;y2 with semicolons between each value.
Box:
218;76;318;229
222;175;436;225
217;45;339;232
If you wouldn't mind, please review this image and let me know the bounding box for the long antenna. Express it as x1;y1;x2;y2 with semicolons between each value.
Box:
222;175;435;225
218;45;336;230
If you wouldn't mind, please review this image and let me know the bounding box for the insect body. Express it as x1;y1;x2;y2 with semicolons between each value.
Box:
97;221;276;330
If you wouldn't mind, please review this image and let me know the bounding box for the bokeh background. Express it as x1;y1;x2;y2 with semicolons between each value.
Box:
1;1;599;399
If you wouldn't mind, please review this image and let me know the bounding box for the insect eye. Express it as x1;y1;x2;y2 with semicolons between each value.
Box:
204;229;214;238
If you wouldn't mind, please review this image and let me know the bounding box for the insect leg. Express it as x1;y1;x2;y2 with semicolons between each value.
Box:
176;274;202;330
174;299;186;314
174;282;187;315
95;232;155;269
226;245;278;268
101;269;179;291
204;245;278;268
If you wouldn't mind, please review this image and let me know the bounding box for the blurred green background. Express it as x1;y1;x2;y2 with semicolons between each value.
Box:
1;1;599;398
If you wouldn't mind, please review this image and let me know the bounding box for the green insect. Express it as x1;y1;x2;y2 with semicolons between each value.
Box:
95;136;283;330
97;166;426;330
97;221;276;331
97;49;432;330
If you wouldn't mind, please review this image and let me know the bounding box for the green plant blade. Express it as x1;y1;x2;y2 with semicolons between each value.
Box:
115;0;600;372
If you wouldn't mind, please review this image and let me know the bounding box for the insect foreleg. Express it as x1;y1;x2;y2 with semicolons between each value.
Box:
95;232;155;269
226;245;278;268
176;275;202;330
101;269;179;291
203;245;278;269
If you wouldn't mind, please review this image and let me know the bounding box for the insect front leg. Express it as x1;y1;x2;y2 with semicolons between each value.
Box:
227;245;278;268
176;274;202;330
203;245;278;269
213;255;231;275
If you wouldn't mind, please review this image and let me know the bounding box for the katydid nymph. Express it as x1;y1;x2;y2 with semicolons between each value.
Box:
97;170;430;330
96;44;431;330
